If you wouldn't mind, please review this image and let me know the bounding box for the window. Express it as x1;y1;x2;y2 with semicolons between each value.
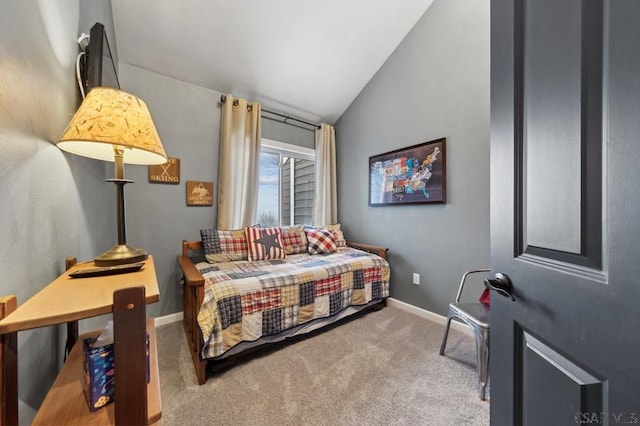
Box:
257;139;315;227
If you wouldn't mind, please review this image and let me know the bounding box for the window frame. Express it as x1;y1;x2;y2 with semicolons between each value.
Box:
259;138;315;227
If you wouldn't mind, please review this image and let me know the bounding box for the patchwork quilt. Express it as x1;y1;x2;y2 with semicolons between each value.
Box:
195;247;390;359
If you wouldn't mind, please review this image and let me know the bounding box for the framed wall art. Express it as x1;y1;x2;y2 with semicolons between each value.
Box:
186;181;214;206
369;137;446;206
149;157;180;184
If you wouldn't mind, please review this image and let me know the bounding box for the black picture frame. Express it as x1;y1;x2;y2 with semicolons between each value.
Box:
368;137;446;206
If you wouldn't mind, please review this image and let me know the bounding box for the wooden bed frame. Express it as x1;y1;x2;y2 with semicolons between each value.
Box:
177;240;388;385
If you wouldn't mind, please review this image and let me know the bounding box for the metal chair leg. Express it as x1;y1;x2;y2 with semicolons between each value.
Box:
439;312;453;355
474;327;490;400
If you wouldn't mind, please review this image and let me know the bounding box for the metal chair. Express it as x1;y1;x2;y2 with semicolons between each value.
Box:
439;269;491;400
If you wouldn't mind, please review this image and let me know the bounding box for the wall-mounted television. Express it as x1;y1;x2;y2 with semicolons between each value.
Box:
82;22;120;95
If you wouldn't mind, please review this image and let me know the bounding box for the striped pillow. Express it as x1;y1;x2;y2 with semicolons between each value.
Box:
306;228;337;255
245;226;286;261
200;228;248;263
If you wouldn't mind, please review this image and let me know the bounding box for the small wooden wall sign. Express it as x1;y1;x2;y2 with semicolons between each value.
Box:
149;157;180;184
186;181;213;206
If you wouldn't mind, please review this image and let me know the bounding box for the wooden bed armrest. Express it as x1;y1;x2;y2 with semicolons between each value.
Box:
178;240;205;286
177;240;208;383
346;241;389;260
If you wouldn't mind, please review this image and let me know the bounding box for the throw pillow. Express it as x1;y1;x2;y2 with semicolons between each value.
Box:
306;223;347;247
306;228;337;255
280;225;308;255
323;223;347;247
245;226;287;261
200;228;248;263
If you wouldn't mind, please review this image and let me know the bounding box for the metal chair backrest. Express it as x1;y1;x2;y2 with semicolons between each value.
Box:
455;269;491;303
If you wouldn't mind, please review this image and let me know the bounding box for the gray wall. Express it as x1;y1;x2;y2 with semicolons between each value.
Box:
118;63;317;317
0;0;115;422
335;0;490;315
117;63;221;317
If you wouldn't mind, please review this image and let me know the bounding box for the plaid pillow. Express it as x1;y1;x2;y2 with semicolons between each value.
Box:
280;225;308;254
245;226;287;261
323;223;347;247
305;223;347;247
306;228;337;255
200;228;248;263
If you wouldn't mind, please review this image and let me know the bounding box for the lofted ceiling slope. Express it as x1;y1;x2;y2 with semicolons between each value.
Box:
111;0;434;124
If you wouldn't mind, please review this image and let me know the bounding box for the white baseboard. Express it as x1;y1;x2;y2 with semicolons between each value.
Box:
387;297;473;336
154;312;183;327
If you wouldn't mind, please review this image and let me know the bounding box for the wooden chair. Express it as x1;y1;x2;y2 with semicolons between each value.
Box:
439;269;491;400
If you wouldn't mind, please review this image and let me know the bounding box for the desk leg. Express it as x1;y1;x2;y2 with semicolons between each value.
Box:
64;258;79;360
1;296;18;426
64;321;78;360
113;287;147;425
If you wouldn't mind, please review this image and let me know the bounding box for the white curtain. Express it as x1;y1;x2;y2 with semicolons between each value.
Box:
313;123;337;225
216;95;261;229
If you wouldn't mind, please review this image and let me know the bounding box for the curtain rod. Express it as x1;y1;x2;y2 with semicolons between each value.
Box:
220;94;321;130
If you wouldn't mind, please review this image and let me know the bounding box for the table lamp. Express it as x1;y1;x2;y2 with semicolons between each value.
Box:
57;87;167;266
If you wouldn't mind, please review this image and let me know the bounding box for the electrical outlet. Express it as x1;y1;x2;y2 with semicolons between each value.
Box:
413;273;420;285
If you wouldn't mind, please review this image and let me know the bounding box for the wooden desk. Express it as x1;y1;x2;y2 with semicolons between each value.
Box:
0;256;159;334
0;256;161;425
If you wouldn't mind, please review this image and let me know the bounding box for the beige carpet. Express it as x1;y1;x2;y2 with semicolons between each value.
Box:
155;306;490;425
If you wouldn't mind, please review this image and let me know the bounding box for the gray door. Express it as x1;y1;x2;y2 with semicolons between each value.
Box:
490;0;640;424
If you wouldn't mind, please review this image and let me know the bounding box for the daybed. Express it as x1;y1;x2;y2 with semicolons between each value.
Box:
177;224;390;384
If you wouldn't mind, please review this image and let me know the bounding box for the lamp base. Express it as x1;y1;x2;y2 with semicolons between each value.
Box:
94;244;148;267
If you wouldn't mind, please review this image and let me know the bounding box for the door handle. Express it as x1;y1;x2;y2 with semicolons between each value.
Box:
484;273;515;301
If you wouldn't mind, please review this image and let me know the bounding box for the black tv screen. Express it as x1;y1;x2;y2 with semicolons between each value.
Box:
83;22;120;94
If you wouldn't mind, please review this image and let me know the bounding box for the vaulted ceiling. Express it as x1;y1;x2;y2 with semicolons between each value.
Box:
111;0;434;124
